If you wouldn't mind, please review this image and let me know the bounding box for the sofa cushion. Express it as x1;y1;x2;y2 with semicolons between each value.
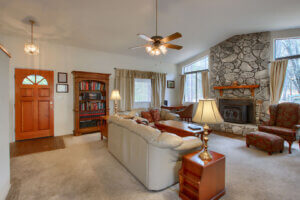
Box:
258;125;296;140
150;109;161;122
141;111;154;123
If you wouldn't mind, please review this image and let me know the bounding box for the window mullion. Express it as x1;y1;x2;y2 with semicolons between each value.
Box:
195;72;198;102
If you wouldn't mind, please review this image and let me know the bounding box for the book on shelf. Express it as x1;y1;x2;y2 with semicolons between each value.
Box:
79;111;105;119
80;92;105;100
80;102;106;111
79;81;105;91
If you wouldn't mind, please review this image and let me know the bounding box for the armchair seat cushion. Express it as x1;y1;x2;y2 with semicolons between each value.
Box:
258;125;296;141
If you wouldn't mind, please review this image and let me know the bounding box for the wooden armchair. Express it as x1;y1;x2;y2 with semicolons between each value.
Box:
258;102;300;153
176;104;194;122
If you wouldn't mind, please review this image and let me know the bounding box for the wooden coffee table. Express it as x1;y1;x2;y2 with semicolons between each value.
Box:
155;120;204;138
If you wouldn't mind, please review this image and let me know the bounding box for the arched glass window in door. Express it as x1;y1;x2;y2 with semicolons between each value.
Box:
22;74;48;85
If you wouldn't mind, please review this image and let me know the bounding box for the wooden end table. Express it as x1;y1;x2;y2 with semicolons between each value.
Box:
99;115;109;140
155;120;204;139
179;150;226;200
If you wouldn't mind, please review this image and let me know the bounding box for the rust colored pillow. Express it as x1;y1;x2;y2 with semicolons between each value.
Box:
141;111;154;123
150;109;161;122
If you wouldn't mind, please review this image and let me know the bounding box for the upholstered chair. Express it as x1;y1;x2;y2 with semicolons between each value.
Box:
258;102;300;153
176;104;194;122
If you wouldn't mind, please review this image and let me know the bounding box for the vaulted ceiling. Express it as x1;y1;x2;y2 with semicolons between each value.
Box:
0;0;300;64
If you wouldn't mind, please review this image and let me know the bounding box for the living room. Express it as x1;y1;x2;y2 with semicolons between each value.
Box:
0;0;299;200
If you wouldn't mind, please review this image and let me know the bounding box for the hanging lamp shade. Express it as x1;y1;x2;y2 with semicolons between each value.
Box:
24;20;39;55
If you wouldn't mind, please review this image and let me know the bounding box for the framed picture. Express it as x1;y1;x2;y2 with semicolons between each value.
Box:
167;80;175;88
56;84;69;93
58;72;68;83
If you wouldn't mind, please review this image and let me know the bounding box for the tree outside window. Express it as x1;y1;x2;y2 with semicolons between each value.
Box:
275;38;300;103
183;56;208;102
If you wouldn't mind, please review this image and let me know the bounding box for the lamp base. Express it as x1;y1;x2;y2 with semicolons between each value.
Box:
199;150;212;161
199;124;212;161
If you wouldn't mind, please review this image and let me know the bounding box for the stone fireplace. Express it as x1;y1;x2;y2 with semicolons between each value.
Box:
208;31;272;135
219;98;255;124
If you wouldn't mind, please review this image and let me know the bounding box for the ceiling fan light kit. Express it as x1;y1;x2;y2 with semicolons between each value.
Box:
24;20;39;55
131;0;182;56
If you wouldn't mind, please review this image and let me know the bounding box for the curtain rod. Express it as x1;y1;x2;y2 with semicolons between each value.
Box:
268;54;300;63
183;69;209;75
113;67;167;74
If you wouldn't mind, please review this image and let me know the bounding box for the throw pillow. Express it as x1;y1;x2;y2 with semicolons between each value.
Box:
141;111;154;123
160;109;169;120
150;109;161;122
134;116;149;125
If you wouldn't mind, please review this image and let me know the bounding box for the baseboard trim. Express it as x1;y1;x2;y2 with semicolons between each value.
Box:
0;179;11;200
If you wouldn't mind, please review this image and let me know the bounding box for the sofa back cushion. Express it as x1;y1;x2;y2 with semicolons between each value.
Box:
275;103;299;128
141;111;154;123
150;109;161;122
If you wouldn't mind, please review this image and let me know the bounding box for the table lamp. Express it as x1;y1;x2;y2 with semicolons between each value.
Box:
193;99;224;161
110;89;121;115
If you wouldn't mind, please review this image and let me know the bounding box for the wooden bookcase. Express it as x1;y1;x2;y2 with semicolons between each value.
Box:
72;71;110;136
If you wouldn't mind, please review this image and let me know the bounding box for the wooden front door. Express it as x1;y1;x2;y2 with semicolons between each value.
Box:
15;69;54;140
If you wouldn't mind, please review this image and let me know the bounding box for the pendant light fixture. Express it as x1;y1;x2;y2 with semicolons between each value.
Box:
24;20;39;55
130;0;183;56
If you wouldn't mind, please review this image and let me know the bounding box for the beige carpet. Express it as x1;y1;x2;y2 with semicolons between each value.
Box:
7;133;300;200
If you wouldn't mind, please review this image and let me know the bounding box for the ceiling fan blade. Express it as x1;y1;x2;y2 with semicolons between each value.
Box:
129;45;148;50
164;43;183;50
137;34;153;42
161;32;182;43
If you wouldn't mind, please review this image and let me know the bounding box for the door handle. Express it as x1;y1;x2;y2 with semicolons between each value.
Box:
50;101;53;105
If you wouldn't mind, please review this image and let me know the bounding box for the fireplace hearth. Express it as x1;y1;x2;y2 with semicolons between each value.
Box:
219;98;255;124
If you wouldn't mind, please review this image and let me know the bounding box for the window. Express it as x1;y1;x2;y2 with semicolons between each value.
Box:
275;38;300;103
134;78;152;102
22;74;48;85
183;56;209;102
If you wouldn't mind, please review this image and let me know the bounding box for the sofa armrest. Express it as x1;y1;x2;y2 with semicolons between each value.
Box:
156;132;183;148
174;136;202;151
165;113;180;120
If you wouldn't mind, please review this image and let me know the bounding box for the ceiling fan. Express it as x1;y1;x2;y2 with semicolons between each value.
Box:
130;0;183;56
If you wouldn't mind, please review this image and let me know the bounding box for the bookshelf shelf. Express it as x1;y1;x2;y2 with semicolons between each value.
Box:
72;71;111;136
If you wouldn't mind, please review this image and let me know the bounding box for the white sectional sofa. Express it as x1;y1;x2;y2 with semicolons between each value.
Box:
108;116;202;191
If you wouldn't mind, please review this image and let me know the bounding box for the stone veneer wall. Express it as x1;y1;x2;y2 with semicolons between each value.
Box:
209;32;271;135
209;32;271;121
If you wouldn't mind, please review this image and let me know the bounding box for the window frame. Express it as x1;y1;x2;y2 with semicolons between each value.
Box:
183;56;209;103
273;37;300;103
134;78;152;103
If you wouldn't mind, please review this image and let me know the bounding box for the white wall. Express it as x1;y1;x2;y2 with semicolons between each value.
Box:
0;34;179;142
0;49;10;200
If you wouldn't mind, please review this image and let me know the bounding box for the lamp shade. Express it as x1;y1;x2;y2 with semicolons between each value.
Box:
110;89;121;100
193;99;224;124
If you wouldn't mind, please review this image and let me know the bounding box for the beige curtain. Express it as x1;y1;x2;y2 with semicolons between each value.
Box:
201;71;209;99
179;75;186;105
115;68;166;111
114;69;135;111
270;60;288;104
151;73;166;108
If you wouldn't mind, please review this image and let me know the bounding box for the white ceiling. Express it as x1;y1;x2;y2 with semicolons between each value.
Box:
0;0;300;64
